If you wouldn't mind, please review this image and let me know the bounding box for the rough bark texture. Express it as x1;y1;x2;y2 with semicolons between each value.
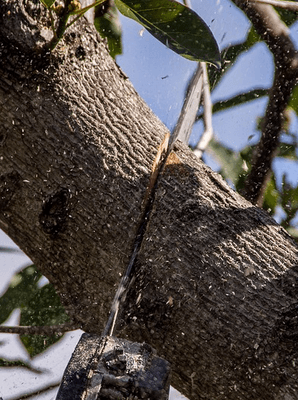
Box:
1;2;298;399
0;1;168;331
119;143;298;399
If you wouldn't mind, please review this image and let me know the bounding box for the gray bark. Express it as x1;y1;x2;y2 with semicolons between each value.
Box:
1;2;298;399
0;0;168;331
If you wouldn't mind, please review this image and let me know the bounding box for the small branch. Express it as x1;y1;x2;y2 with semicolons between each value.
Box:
47;0;106;50
183;0;192;7
48;7;58;41
232;0;298;205
0;358;47;375
242;69;296;204
48;0;72;51
6;381;60;400
66;0;106;29
250;0;298;11
0;322;79;335
0;246;22;253
194;63;214;159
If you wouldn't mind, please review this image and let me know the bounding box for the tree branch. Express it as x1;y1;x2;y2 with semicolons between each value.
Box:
6;381;60;400
232;0;298;205
0;358;46;375
0;323;79;335
183;0;192;7
250;0;298;11
193;63;214;158
0;246;22;253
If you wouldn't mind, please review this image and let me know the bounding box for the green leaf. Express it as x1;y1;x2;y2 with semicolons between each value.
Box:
206;138;244;184
114;0;220;67
95;2;122;58
278;175;298;234
262;175;279;215
286;226;298;238
277;8;297;27
277;142;298;161
20;334;63;358
245;25;261;48
20;284;69;328
214;89;268;114
39;0;55;8
0;266;41;324
197;89;268;120
0;265;69;357
20;284;69;357
289;84;298;115
281;176;298;213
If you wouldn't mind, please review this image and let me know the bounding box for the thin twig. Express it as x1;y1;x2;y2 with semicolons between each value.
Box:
66;0;106;29
250;0;298;11
194;63;214;158
0;322;78;335
183;0;192;7
0;246;22;253
0;358;47;375
48;0;72;50
48;7;57;40
6;381;60;400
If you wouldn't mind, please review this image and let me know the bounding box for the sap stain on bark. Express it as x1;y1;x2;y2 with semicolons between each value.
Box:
39;189;70;235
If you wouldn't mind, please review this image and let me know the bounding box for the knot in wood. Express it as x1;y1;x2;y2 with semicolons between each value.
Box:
39;188;69;235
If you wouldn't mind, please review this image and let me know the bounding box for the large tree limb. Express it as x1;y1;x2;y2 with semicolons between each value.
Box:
118;142;298;399
232;0;298;205
1;2;298;399
0;1;168;332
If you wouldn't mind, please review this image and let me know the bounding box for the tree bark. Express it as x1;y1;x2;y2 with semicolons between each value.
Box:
1;2;298;399
0;0;169;331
